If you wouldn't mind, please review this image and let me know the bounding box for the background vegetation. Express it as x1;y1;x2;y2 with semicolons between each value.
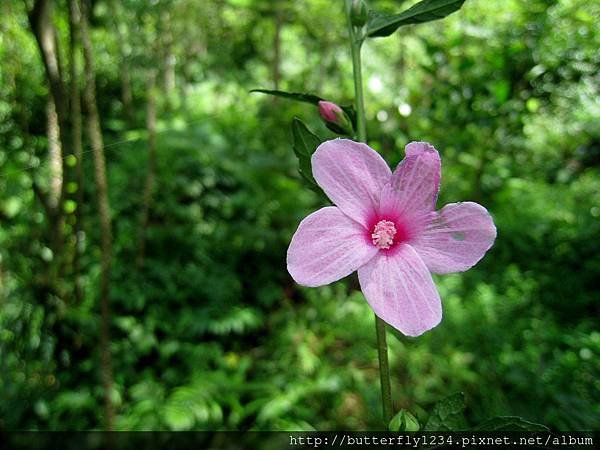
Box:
0;0;598;431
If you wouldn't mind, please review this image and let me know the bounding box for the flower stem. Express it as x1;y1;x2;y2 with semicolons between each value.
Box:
345;0;393;428
349;31;366;142
375;315;393;425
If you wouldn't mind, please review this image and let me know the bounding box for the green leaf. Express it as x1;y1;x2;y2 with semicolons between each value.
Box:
291;118;322;190
366;0;466;38
424;392;468;431
473;416;549;431
163;404;194;431
389;409;421;431
250;89;323;105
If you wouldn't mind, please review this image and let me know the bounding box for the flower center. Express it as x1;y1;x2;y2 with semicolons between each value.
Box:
371;220;397;249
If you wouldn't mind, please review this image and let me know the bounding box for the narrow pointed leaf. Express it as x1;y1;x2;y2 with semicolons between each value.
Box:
291;118;323;195
366;0;466;38
250;89;323;105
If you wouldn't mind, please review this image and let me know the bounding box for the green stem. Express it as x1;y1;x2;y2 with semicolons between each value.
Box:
345;0;393;428
349;33;366;141
375;315;393;425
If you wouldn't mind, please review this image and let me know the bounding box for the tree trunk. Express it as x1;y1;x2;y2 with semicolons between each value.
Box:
28;0;67;125
136;71;158;267
79;0;115;431
69;0;84;304
46;98;62;210
28;0;69;264
164;52;176;94
109;0;134;122
45;97;65;261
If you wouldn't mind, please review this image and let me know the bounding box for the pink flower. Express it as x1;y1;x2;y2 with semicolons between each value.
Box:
287;139;497;336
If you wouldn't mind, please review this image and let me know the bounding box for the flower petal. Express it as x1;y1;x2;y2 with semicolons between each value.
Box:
412;202;497;274
312;139;392;225
358;244;442;336
287;206;378;287
379;142;441;220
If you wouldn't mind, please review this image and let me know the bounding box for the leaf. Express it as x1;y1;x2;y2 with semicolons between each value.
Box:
389;409;421;431
291;118;322;189
250;89;323;105
424;392;468;431
291;119;330;200
163;404;194;431
472;416;549;431
366;0;466;38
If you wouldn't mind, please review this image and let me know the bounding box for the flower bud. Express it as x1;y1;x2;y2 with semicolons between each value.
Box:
350;0;369;27
318;101;353;135
318;101;343;122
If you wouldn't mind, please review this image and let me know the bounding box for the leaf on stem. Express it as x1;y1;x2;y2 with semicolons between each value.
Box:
291;118;325;196
250;89;324;105
366;0;466;38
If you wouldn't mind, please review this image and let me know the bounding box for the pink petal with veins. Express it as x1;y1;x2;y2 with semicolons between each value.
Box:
312;139;391;226
358;244;442;336
287;206;378;287
379;142;441;221
412;202;497;274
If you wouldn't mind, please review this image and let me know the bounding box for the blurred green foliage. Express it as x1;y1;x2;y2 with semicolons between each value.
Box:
0;0;599;431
